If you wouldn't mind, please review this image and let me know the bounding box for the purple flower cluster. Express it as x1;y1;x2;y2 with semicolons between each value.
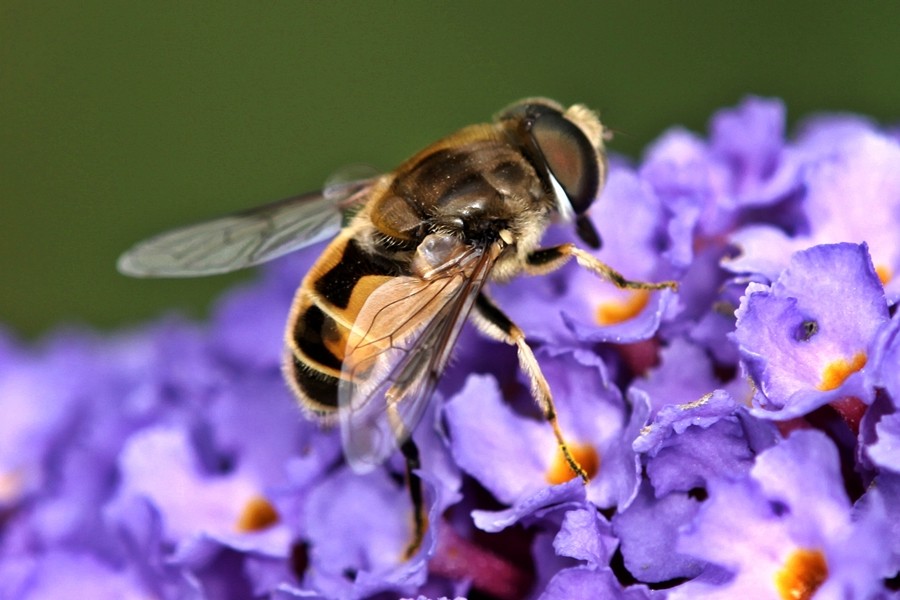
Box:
2;98;900;599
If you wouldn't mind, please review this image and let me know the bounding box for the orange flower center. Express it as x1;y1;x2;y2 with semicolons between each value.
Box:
546;442;600;485
595;289;651;325
235;495;280;532
875;264;892;286
774;548;828;600
817;352;867;391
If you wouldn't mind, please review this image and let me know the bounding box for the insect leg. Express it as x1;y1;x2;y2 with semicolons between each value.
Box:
399;437;428;559
525;243;677;290
472;294;588;482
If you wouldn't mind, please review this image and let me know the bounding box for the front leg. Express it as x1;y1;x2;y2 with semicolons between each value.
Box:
525;243;677;291
471;294;589;483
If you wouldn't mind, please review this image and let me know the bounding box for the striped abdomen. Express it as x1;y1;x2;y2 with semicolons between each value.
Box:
283;229;401;418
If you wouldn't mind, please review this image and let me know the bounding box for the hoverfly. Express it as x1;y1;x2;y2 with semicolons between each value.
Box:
118;98;677;557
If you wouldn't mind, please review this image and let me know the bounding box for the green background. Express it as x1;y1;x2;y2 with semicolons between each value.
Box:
4;2;900;338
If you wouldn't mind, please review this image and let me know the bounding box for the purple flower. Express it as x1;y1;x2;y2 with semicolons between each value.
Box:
860;472;900;577
540;566;655;600
114;425;293;557
709;97;786;201
553;507;618;568
4;98;900;598
641;97;792;244
726;119;900;301
867;311;900;407
673;430;892;599
560;168;682;345
445;347;645;517
301;468;427;598
630;337;726;416
612;390;776;584
733;242;888;418
0;550;183;600
633;390;778;497
612;481;707;583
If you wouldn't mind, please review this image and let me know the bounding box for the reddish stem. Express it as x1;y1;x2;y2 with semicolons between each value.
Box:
429;524;532;600
829;396;867;435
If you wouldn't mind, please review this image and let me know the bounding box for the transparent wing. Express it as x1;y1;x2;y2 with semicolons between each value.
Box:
117;177;377;277
338;239;500;473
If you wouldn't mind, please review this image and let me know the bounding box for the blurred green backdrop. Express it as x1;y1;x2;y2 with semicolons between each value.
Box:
3;2;900;338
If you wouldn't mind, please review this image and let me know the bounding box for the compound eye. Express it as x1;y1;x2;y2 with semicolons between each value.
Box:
531;112;601;216
496;98;563;122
